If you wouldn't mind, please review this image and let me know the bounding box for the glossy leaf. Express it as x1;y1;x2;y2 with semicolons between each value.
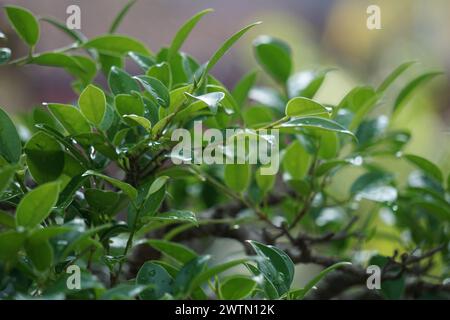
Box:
79;85;106;126
278;117;356;139
285;97;329;117
135;76;170;108
136;262;173;300
108;67;140;95
46;103;92;135
16;182;60;228
249;240;295;296
25;132;65;184
115;94;145;118
185;92;225;114
174;255;210;297
123;115;151;131
147;62;172;89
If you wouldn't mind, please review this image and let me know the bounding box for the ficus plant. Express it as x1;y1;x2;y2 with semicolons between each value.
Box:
0;2;449;300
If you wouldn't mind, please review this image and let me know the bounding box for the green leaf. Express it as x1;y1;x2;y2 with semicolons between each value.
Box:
46;103;91;135
185;92;225;114
174;255;210;297
151;210;197;225
82;170;138;200
0;48;11;65
25;239;53;271
4;5;40;47
282;140;311;180
246;263;279;299
256;167;276;194
0;231;26;262
404;154;443;183
350;171;397;203
278;116;356;139
232;70;258;107
16;182;60;228
167;9;213;62
0;107;22;163
147;176;170;196
134;76;170;108
394;72;443;112
220;276;257;300
148;239;197;264
30;52;83;69
254;36;292;84
79;85;106;126
108;66;140;95
136;262;173;300
83;34;152;57
243;106;274;128
115;94;145;119
85;189;123;215
40;17;86;43
147;62;172;89
189;258;254;294
288;69;331;99
109;0;138;34
377;61;417;93
224;163;251;193
295;262;351;299
285;97;329;117
248;241;295;296
25;132;65;184
205;22;261;74
123;115;151;131
0;165;16;194
128;51;156;71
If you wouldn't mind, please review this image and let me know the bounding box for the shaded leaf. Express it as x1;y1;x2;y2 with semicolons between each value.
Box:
16;182;60;228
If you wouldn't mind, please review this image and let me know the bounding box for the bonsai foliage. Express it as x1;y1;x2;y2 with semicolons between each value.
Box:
0;2;449;300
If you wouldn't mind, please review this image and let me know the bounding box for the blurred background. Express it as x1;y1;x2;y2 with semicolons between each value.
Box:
1;0;449;163
1;0;449;286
